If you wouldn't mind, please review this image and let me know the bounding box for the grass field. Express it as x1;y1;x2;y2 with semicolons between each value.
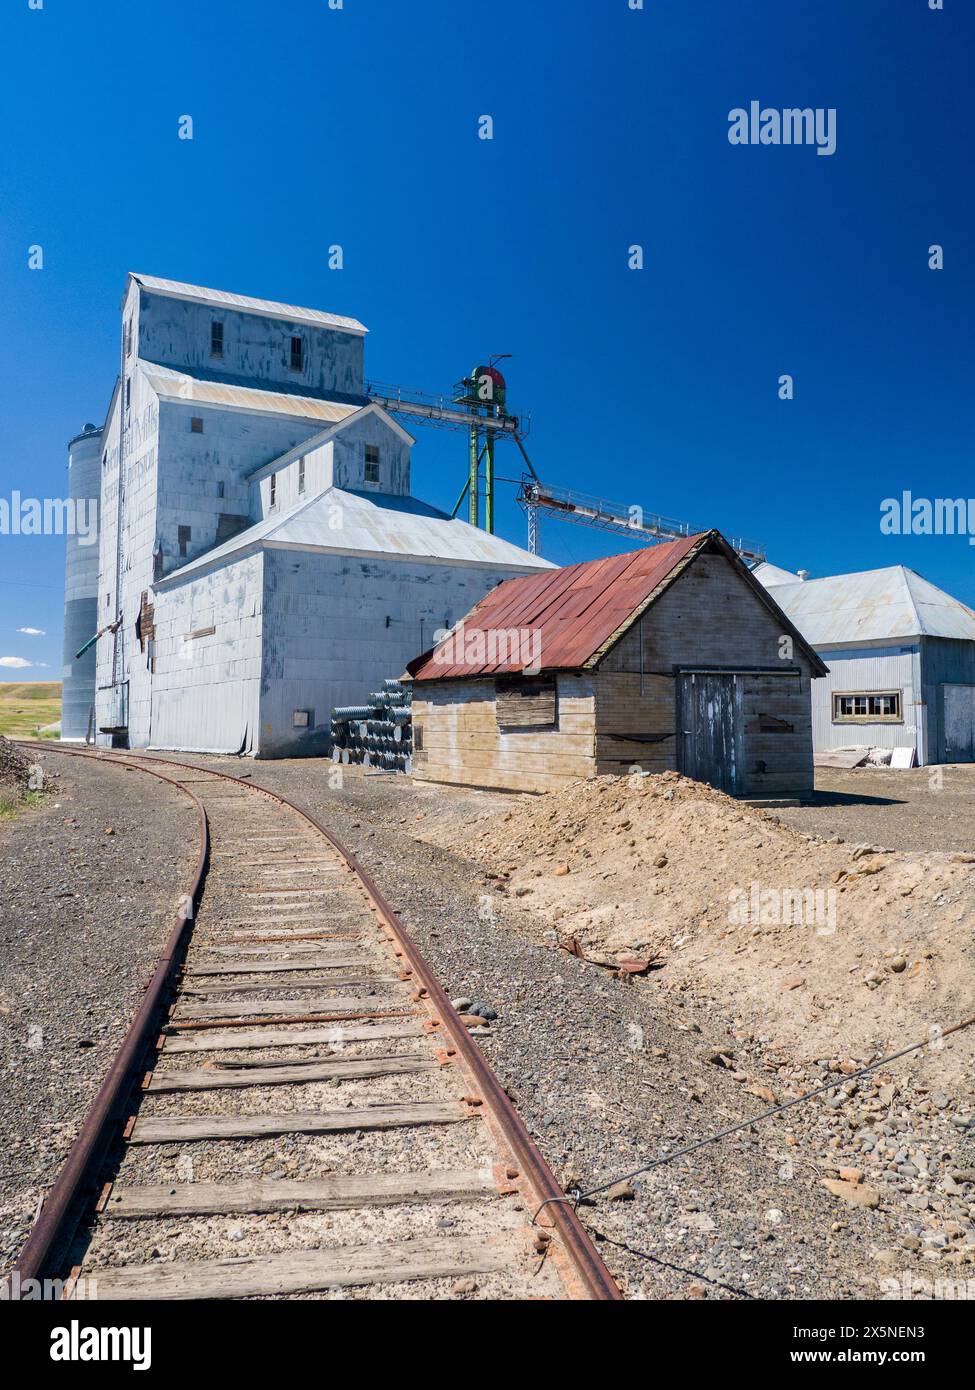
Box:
0;682;62;739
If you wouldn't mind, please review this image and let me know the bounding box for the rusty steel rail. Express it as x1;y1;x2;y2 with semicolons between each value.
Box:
5;746;209;1288
9;743;622;1301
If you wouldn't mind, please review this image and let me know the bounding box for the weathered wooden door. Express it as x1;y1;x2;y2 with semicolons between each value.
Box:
678;672;744;795
943;684;975;762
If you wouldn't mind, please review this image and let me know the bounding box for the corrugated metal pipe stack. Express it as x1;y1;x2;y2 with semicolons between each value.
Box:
330;678;412;773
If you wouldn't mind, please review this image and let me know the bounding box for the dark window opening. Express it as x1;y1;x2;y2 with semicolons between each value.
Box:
298;457;306;493
269;473;277;508
191;416;204;434
364;443;380;484
290;336;304;371
124;321;133;357
216;480;225;499
216;513;248;543
178;525;191;558
211;320;224;357
124;378;132;411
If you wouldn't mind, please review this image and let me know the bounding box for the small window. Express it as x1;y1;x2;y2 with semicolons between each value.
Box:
290;336;304;371
298;457;306;493
124;378;132;411
178;525;191;558
211;320;224;357
293;709;312;728
269;473;277;509
124;320;133;358
216;480;225;499
191;416;204;434
364;443;380;484
833;691;902;723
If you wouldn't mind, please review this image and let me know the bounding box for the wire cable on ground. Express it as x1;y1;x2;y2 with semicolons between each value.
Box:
532;1011;975;1223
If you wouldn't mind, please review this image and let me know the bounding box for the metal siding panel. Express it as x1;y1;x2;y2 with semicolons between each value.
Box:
810;649;918;753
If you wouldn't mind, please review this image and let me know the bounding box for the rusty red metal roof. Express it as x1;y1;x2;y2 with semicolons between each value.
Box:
409;532;707;681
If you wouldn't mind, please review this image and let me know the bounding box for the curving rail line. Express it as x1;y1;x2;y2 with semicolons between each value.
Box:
6;744;621;1302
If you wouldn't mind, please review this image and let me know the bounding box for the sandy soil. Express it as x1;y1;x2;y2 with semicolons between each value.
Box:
423;771;975;1089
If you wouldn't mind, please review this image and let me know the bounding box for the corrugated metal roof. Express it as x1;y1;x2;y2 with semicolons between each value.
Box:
130;273;368;335
142;363;361;424
758;566;975;644
154;487;554;586
410;534;706;679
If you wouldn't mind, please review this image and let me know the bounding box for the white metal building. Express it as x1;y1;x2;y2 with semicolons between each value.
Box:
755;562;975;764
84;274;552;756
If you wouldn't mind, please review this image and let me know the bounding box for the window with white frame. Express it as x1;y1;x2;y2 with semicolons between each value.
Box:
269;473;277;509
364;443;380;484
298;456;306;493
833;691;902;722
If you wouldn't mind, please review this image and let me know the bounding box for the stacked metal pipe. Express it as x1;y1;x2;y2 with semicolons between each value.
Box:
331;679;412;772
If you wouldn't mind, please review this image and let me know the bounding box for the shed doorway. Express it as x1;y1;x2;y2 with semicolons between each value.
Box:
678;671;744;795
943;684;975;762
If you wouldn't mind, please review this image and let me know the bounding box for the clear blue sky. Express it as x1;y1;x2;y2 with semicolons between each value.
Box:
1;0;972;679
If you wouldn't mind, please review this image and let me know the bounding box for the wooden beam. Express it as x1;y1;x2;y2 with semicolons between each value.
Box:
101;1167;496;1217
179;976;394;997
79;1234;516;1300
162;1020;425;1053
146;1055;436;1092
184;955;377;976
172;994;407;1021
129;1101;467;1144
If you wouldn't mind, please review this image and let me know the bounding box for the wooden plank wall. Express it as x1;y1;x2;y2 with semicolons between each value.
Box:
594;551;816;795
411;674;596;792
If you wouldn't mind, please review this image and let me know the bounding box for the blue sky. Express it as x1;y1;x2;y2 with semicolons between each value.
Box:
0;0;972;679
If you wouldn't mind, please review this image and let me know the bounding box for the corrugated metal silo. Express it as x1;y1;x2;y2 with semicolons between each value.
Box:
61;423;102;740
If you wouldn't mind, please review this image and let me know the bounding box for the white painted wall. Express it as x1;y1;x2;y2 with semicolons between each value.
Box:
150;552;264;754
256;548;536;757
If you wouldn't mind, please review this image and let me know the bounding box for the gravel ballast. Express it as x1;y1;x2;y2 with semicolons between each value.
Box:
0;749;198;1272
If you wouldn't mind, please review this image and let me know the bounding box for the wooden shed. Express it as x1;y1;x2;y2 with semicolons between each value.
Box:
405;530;828;797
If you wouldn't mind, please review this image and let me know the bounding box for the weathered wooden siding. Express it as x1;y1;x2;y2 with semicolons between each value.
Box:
411;675;596;793
595;551;816;795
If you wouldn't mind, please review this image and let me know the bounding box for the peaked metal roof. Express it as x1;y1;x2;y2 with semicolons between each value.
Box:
141;362;362;424
753;560;801;586
130;273;368;335
409;531;828;681
757;565;975;644
409;534;704;680
154;487;554;586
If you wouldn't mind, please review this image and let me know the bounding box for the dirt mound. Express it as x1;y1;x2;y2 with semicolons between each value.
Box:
445;772;975;1087
0;735;31;797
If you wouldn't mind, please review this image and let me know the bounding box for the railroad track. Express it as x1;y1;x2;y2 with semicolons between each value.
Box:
9;745;620;1302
